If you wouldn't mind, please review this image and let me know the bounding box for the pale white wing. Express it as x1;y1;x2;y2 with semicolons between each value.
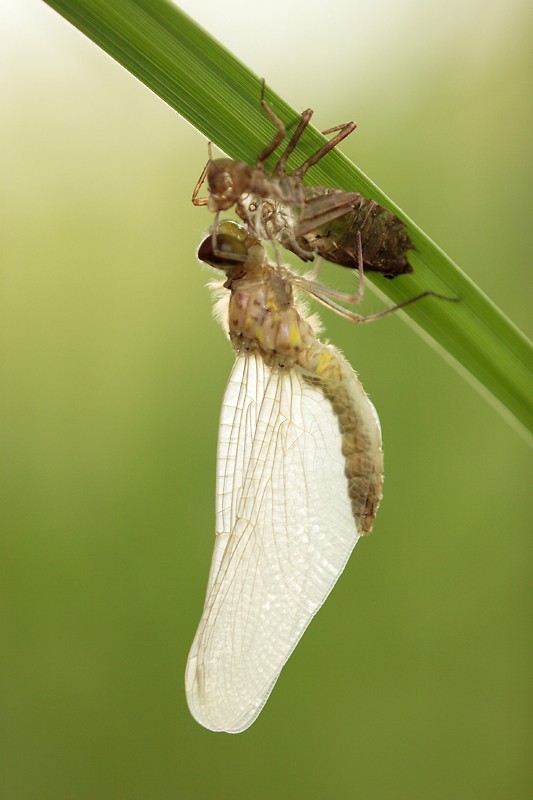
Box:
185;351;360;733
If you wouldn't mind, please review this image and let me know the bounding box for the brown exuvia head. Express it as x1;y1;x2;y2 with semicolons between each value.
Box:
207;159;252;211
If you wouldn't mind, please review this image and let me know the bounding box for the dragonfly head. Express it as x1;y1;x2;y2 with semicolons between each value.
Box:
198;221;264;274
207;159;252;211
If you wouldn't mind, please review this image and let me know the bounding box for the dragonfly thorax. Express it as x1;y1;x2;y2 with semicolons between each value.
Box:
228;269;313;365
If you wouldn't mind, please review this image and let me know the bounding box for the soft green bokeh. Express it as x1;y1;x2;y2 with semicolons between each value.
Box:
1;2;532;799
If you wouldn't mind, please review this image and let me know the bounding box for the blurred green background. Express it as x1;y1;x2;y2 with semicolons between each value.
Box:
1;1;532;798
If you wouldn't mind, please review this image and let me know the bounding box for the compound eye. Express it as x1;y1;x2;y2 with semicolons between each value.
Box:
197;223;249;270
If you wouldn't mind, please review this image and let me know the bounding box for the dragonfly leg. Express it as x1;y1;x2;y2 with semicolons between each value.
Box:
354;231;365;305
210;210;220;252
290;121;357;180
192;142;212;206
301;284;458;323
256;79;287;165
293;242;458;321
273;108;314;175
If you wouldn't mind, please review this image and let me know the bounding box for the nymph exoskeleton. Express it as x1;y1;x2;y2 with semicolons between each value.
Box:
192;82;414;278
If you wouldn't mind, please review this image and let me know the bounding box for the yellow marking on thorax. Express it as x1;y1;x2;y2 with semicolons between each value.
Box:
266;295;282;313
254;326;265;345
289;322;302;348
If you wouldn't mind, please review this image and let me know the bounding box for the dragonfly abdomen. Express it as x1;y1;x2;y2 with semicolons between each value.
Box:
299;342;383;534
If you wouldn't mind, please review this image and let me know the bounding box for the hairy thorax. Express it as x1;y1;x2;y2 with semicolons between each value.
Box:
227;266;315;367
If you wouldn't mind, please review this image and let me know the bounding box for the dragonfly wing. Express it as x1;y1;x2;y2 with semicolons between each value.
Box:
185;351;361;733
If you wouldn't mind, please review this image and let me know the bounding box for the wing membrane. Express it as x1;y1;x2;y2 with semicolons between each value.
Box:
185;351;360;733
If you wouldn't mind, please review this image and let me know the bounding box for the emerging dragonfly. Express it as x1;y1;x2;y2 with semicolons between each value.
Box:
185;221;439;733
192;83;413;278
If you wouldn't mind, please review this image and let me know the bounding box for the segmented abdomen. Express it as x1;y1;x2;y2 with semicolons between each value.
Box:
298;342;383;534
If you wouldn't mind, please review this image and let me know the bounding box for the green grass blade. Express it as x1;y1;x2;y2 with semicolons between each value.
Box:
44;0;533;441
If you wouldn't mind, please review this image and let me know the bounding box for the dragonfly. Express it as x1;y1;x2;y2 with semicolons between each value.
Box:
192;82;414;278
184;221;440;733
